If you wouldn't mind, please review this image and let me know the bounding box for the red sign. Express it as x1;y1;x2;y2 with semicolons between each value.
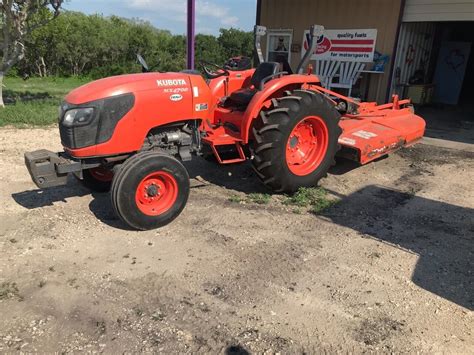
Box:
302;29;377;62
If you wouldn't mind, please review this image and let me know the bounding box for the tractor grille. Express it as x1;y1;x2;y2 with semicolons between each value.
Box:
59;93;135;149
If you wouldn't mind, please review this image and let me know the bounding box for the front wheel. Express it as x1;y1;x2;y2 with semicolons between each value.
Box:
251;89;342;193
111;152;190;230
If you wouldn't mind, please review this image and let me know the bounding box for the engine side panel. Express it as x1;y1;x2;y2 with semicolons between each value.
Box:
66;73;211;158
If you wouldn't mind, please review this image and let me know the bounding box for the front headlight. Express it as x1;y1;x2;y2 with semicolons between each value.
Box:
62;107;95;127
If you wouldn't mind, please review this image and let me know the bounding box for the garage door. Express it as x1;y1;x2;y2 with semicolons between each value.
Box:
403;0;474;22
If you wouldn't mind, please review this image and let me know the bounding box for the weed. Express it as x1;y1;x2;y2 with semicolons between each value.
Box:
151;309;165;321
133;306;144;317
0;282;20;300
284;187;336;213
310;199;338;214
247;193;271;205
228;194;245;203
96;320;107;335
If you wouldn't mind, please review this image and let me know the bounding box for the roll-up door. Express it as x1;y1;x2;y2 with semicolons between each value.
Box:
403;0;474;22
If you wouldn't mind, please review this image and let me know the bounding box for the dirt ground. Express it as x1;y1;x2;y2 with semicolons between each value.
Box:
0;127;472;353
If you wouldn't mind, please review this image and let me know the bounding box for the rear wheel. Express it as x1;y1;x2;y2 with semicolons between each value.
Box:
251;89;341;193
111;152;190;230
80;167;114;192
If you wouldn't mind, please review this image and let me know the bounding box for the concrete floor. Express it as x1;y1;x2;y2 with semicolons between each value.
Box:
417;103;474;145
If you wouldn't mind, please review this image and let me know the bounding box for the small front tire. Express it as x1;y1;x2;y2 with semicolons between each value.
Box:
111;152;190;230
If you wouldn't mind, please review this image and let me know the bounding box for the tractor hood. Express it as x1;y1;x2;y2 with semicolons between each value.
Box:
65;72;191;104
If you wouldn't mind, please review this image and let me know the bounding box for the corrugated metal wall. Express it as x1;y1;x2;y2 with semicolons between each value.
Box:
403;0;474;22
259;0;403;102
391;22;437;95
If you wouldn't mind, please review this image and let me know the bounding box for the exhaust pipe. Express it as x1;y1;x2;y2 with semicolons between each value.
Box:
254;25;267;65
296;25;325;74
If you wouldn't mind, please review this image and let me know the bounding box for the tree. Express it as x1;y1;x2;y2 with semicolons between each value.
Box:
218;28;254;60
4;9;254;81
0;0;64;107
195;34;225;65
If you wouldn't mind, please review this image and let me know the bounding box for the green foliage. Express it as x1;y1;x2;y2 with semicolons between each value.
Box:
284;187;337;213
4;76;88;96
0;99;60;126
228;192;271;205
196;34;225;65
218;28;254;59
0;76;88;127
247;193;271;205
14;11;253;78
228;194;245;203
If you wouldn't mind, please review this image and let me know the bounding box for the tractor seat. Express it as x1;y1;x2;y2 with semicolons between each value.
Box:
228;62;280;106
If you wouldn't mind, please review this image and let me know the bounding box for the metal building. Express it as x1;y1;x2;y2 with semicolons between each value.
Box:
256;0;474;142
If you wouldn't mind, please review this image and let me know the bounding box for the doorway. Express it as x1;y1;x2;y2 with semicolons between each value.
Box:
393;21;474;144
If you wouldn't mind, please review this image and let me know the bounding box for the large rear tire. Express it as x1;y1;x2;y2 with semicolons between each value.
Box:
111;152;190;230
251;89;341;193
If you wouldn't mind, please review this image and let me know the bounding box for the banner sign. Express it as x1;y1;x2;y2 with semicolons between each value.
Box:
302;29;377;62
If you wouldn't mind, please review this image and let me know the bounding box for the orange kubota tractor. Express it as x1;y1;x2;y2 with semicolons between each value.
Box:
24;25;425;230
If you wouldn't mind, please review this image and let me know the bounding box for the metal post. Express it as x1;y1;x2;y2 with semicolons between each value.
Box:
187;0;195;70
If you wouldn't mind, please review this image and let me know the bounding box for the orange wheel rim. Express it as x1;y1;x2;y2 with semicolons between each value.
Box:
286;116;329;176
135;171;178;216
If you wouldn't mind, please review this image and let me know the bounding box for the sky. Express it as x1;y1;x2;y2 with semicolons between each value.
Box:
64;0;257;35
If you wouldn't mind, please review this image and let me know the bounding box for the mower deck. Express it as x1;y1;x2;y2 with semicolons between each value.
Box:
338;103;425;164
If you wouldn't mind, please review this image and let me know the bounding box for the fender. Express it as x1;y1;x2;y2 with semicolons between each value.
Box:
240;74;321;143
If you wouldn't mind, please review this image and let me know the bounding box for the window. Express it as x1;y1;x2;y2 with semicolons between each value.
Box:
266;30;292;63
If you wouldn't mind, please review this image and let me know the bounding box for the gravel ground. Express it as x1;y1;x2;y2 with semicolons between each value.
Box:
0;127;473;353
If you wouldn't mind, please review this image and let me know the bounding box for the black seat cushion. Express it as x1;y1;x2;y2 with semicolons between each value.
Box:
227;62;279;106
228;88;257;106
251;62;280;88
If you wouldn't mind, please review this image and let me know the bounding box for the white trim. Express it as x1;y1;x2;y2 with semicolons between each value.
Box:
265;29;293;62
403;0;474;22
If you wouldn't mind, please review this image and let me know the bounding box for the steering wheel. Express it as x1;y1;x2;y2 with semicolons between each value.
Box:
199;61;230;79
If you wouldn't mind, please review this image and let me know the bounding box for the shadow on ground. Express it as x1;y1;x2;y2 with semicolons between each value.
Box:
324;185;473;310
183;156;363;193
11;176;129;230
11;176;88;209
183;158;266;194
3;89;53;104
11;156;374;229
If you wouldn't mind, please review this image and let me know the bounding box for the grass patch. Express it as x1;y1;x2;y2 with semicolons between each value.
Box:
228;192;272;205
0;99;61;126
247;193;271;205
284;187;337;213
5;76;88;97
1;76;89;127
228;194;245;203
